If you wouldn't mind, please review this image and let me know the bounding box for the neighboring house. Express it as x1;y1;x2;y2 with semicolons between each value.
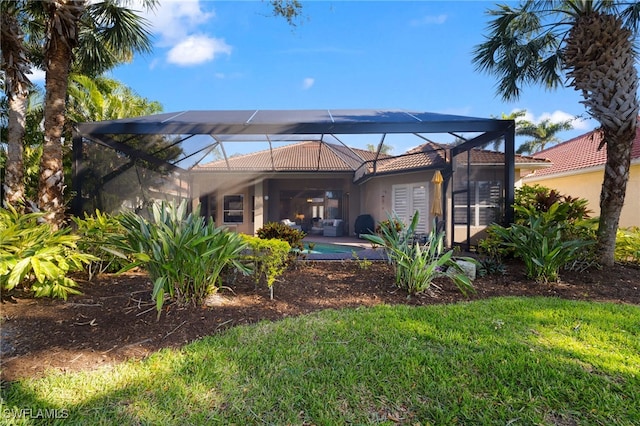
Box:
523;128;640;228
192;140;549;246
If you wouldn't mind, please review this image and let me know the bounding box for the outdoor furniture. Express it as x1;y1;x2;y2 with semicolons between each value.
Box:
281;218;302;231
322;219;344;237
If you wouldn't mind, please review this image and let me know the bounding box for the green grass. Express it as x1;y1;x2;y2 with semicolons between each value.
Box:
2;297;639;425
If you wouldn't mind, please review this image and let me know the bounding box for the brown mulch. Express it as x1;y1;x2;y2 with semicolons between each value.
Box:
1;260;639;382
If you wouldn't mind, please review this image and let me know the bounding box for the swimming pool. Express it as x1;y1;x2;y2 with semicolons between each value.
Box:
301;242;364;254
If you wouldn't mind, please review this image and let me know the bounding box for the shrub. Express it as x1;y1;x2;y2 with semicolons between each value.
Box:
489;204;595;283
514;184;592;224
117;201;251;317
615;227;640;264
363;212;475;295
240;234;290;299
0;206;96;299
481;185;597;270
72;210;129;280
256;222;306;251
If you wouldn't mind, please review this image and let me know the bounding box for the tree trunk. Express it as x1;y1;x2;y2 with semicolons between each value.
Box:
597;130;634;263
39;0;84;228
5;92;27;206
564;12;639;266
1;7;30;208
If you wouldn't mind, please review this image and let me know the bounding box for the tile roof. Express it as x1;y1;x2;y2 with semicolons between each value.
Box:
196;140;549;179
407;142;549;166
195;141;385;172
529;127;640;177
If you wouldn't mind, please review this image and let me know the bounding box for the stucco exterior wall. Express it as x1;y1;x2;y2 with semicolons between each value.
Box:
522;162;639;228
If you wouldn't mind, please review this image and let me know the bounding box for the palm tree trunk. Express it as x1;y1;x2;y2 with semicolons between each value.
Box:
6;93;27;206
564;12;639;266
1;6;29;207
39;0;84;228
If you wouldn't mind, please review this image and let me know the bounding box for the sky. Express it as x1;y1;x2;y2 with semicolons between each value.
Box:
57;1;603;154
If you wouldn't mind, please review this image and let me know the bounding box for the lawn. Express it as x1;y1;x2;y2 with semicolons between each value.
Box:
2;296;638;425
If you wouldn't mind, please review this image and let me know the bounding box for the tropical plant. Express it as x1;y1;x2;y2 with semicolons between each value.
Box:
473;0;640;266
615;226;640;264
72;209;129;280
0;206;96;299
514;184;592;224
240;234;290;299
256;222;306;252
515;118;574;154
363;212;475;295
117;201;251;317
489;204;595;283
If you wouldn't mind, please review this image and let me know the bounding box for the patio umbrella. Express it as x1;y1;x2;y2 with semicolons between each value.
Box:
430;170;444;217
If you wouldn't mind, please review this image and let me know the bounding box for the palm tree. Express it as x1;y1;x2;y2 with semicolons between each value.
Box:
487;109;530;150
366;143;394;155
66;74;162;124
37;0;158;228
1;1;32;207
516;118;574;154
472;1;640;266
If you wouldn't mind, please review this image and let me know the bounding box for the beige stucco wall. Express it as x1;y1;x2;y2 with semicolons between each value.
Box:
523;162;639;228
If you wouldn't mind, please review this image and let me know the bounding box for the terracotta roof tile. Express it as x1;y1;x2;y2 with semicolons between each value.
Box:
195;141;386;172
530;127;640;177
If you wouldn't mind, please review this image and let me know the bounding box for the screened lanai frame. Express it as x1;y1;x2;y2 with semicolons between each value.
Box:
72;109;516;245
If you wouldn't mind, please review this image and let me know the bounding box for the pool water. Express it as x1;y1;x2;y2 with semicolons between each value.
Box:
302;242;364;254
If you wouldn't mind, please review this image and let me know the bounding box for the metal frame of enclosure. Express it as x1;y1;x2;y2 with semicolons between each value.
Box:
73;109;516;247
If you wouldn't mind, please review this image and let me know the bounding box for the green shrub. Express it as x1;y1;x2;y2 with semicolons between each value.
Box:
72;209;129;280
117;201;251;317
481;185;597;271
240;234;290;299
0;206;96;299
256;222;306;251
514;184;592;224
363;212;475;295
615;227;640;264
489;204;595;283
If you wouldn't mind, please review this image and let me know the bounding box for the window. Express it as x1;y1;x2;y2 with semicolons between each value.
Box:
223;195;244;223
453;181;501;226
392;184;428;233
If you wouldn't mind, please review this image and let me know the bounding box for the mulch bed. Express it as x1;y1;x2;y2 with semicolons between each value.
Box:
1;260;639;382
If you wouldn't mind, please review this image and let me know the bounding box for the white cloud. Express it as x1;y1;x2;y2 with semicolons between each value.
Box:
302;77;315;90
138;0;214;46
516;109;591;130
410;14;447;26
131;0;232;68
167;35;231;66
539;110;590;130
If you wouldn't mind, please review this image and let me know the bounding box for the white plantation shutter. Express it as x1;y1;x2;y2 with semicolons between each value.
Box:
392;184;429;232
392;185;409;223
412;185;428;234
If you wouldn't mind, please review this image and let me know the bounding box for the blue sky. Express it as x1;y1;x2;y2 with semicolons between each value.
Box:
102;1;596;154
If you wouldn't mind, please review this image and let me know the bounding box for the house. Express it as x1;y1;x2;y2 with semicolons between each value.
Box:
523;128;640;228
191;140;548;246
73;109;549;248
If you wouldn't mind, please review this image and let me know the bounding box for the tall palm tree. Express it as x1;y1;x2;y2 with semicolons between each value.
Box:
472;0;640;266
516;118;574;154
37;0;158;227
1;0;32;207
